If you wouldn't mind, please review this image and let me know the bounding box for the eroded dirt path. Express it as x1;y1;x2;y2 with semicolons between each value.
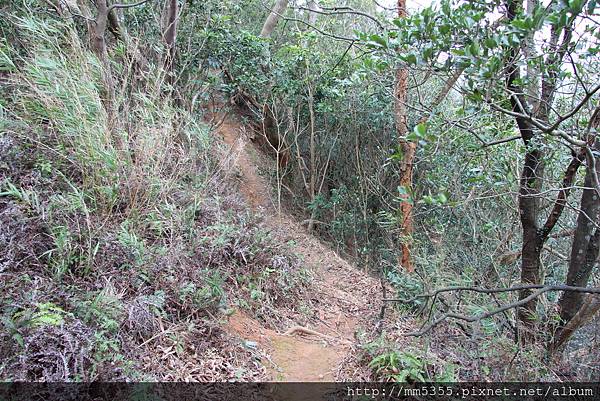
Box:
210;108;383;383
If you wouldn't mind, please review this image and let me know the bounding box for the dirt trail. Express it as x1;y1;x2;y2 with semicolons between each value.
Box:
212;109;382;384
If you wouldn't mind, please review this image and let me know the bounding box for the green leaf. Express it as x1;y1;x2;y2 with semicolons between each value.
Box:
469;41;480;56
250;289;263;300
398;53;417;65
414;122;427;137
13;333;24;347
369;34;388;49
484;37;497;48
406;132;420;142
392;18;404;29
442;1;451;15
568;0;585;13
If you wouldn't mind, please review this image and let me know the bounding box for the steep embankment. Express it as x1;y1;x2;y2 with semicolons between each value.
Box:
210;107;384;381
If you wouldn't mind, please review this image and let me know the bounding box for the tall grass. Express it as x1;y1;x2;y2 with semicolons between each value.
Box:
4;15;213;219
0;13;220;282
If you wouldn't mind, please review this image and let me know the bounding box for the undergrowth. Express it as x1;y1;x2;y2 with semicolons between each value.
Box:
0;13;306;381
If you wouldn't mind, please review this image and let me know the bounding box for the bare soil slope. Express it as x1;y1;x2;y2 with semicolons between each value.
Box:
211;108;383;382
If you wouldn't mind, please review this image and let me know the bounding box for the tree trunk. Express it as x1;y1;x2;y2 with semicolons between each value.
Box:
560;227;600;321
523;0;539;112
163;0;178;75
91;0;110;62
107;5;124;41
89;0;118;142
503;0;548;340
260;0;288;38
516;143;545;335
307;82;317;232
394;0;414;272
552;294;600;354
306;0;319;25
558;110;600;324
396;67;463;273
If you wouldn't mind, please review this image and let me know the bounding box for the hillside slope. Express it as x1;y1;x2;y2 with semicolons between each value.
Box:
0;13;405;383
210;105;388;381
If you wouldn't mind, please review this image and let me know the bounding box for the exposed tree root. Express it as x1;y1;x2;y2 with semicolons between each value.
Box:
282;326;352;345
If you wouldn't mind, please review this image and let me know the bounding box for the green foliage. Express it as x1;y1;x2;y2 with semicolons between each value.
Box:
384;268;423;306
76;290;124;334
44;225;80;279
369;351;427;382
0;2;310;381
368;348;458;382
11;302;69;333
178;272;226;310
2;302;69;350
117;221;147;267
0;181;40;213
407;122;434;144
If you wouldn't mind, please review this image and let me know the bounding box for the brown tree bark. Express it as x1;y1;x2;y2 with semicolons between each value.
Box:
552;294;600;354
394;0;414;272
107;5;124;41
515;129;544;331
503;0;576;339
393;2;463;273
90;0;110;63
89;0;118;140
558;109;600;324
163;0;178;75
260;0;289;38
505;0;548;339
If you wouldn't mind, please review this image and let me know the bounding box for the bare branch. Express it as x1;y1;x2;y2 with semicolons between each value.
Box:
384;284;600;304
384;284;600;337
540;149;586;238
488;82;600;142
297;5;384;29
281;16;357;42
108;0;150;13
482;134;521;148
